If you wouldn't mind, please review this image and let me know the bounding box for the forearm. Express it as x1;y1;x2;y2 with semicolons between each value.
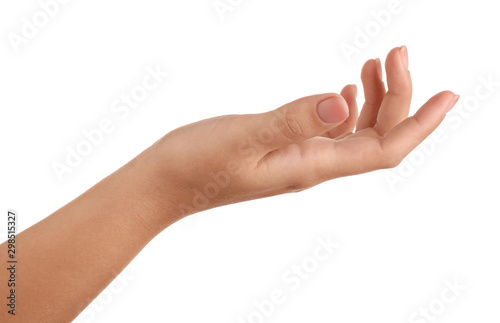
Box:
1;147;177;322
0;46;458;322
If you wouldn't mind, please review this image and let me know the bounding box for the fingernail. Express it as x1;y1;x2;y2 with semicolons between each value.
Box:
317;96;349;124
400;46;409;69
446;94;460;112
352;84;358;98
375;58;383;81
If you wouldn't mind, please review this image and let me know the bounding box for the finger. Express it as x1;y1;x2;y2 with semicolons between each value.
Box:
254;93;349;153
381;91;459;166
373;46;412;135
356;58;386;131
324;84;358;138
290;91;458;183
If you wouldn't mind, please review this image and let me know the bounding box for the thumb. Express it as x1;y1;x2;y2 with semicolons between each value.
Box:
255;93;349;152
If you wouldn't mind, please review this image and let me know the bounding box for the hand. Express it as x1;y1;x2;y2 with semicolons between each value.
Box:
142;46;459;223
2;46;459;322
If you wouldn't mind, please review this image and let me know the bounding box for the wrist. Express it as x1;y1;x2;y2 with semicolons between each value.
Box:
123;145;189;234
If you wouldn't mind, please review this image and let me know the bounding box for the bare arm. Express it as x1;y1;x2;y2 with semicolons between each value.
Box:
0;152;175;322
0;47;459;322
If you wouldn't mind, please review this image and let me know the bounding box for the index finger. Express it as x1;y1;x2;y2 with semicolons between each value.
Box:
381;91;459;165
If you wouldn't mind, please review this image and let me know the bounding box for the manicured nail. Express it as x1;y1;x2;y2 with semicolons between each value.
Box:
400;46;409;69
317;96;349;124
375;58;383;81
446;94;460;112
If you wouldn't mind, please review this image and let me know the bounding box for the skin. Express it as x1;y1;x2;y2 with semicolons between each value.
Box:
0;47;459;322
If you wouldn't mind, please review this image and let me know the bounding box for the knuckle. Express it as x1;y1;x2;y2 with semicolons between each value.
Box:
386;80;411;97
278;111;305;141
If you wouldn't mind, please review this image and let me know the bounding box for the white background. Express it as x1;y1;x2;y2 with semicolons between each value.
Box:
1;0;499;322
